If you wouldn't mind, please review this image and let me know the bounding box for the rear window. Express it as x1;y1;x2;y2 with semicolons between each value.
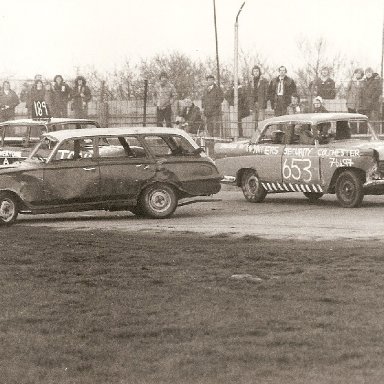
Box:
1;125;45;146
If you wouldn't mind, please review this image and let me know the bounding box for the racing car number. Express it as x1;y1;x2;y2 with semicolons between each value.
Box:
283;158;313;182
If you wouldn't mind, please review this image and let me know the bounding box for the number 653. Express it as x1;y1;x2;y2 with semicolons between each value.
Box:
283;158;312;182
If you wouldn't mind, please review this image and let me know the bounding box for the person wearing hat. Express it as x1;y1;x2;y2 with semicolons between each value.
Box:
201;75;224;136
71;76;92;118
313;96;328;113
152;72;176;127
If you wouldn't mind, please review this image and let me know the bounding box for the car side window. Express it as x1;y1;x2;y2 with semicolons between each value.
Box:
143;136;173;156
143;135;197;157
54;139;93;161
98;136;147;158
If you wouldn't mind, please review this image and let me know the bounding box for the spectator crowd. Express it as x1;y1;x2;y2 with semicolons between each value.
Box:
1;74;92;122
155;65;382;137
0;66;382;139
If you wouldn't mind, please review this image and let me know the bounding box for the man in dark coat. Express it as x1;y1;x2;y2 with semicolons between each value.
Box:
268;66;297;116
52;75;71;117
362;67;382;122
312;67;336;100
201;75;224;137
71;76;92;118
250;65;269;129
0;81;19;122
225;82;250;137
178;98;203;134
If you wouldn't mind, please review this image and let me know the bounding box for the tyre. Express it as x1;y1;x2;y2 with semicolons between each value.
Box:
241;170;267;203
139;183;178;218
0;193;19;226
335;170;364;208
303;192;324;202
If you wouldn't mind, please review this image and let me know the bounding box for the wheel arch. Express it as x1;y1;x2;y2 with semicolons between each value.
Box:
328;167;366;193
0;189;26;211
236;167;259;187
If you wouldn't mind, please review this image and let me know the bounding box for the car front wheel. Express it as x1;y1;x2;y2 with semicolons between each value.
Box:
303;192;324;202
139;183;178;218
335;170;364;208
0;193;18;226
241;170;267;203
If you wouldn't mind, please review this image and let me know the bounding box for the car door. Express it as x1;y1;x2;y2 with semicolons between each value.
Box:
140;134;220;195
281;123;322;192
41;138;101;206
97;136;156;201
248;123;286;183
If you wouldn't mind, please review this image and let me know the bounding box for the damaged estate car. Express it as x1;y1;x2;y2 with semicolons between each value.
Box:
0;118;100;165
215;113;384;208
0;127;221;225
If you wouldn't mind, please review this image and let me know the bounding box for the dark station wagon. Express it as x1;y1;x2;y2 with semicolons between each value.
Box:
0;127;221;225
0;118;100;165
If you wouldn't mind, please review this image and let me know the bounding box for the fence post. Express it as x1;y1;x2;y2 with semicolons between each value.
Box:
143;79;148;127
99;80;109;127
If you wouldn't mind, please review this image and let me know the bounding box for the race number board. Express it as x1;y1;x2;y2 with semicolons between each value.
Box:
32;100;51;119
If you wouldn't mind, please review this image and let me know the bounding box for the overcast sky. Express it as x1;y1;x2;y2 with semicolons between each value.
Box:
0;0;383;80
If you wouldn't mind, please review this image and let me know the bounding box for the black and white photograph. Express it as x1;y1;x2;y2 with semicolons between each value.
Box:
1;0;384;383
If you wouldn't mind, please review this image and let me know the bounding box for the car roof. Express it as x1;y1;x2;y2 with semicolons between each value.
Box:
0;118;98;126
43;126;197;142
261;113;368;125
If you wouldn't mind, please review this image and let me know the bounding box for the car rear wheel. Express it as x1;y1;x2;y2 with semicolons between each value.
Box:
303;192;324;202
0;193;18;226
139;183;178;218
241;170;267;203
335;170;364;208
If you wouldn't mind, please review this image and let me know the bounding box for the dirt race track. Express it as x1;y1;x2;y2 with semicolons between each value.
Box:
18;187;384;242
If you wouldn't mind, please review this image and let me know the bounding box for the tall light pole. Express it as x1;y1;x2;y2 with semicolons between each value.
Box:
213;0;221;87
234;2;245;140
381;9;384;125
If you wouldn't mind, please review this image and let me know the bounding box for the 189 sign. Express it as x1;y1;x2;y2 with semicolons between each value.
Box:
32;100;50;119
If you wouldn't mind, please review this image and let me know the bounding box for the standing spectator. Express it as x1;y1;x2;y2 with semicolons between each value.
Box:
346;68;365;113
152;72;176;127
0;81;19;122
268;66;297;116
250;65;268;129
45;82;55;114
19;82;30;104
201;75;224;136
225;81;250;137
313;96;328;113
287;94;303;114
177;98;203;134
312;67;336;99
27;79;46;116
362;67;382;122
71;76;92;118
52;75;71;117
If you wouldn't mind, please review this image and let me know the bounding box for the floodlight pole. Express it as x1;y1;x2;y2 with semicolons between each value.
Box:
381;9;384;127
234;2;245;140
213;0;221;87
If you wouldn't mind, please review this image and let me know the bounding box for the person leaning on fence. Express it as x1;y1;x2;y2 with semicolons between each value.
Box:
268;66;297;116
0;81;19;122
250;65;268;129
152;71;176;128
287;94;303;114
177;98;203;134
312;67;336;100
201;75;224;137
52;75;71;117
313;96;328;113
71;76;92;119
346;68;365;114
225;80;250;138
361;67;382;122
